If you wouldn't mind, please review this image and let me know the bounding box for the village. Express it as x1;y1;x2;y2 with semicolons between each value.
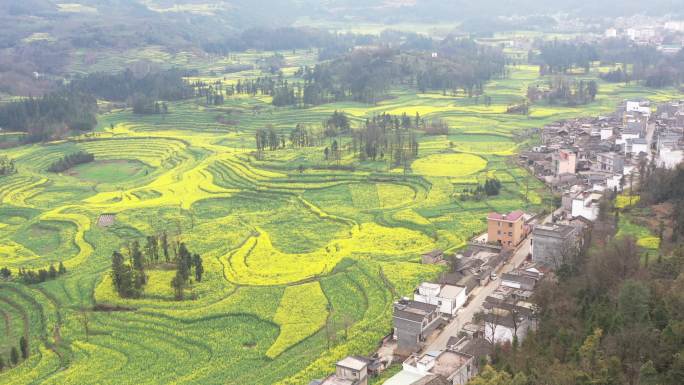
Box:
310;98;684;385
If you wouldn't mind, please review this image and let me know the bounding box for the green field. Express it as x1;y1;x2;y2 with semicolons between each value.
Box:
0;48;682;384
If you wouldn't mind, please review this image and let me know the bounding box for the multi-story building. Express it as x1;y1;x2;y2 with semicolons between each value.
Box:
593;152;624;174
531;224;580;269
487;211;526;248
393;300;442;354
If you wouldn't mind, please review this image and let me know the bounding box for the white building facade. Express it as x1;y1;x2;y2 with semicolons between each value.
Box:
414;283;467;317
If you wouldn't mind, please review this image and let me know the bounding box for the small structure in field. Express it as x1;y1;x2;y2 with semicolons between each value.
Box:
421;250;444;264
97;213;116;227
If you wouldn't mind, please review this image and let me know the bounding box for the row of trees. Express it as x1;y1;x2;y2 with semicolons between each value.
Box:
0;156;16;176
0;336;29;372
47;151;94;173
16;263;66;284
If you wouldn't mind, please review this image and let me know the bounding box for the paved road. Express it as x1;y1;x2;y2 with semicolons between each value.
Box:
425;238;531;351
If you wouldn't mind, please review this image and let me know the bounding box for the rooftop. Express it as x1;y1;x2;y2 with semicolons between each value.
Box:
487;210;525;222
394;300;438;322
431;351;473;377
337;356;368;371
439;284;466;299
319;377;355;385
533;224;577;239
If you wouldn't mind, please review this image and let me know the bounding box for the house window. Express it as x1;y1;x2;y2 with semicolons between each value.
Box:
508;223;512;228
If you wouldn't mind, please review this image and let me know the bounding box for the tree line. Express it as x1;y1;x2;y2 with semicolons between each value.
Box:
203;39;506;107
0;68;196;141
531;38;684;89
70;69;195;115
0;263;66;284
47;151;94;173
0;91;98;142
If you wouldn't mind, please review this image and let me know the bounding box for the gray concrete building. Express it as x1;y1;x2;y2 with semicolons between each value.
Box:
531;224;579;269
393;299;441;354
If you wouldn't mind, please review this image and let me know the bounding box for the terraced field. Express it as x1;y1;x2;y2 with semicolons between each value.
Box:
1;56;682;384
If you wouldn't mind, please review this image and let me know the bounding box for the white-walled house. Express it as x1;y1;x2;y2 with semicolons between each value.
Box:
627;138;649;157
483;309;530;345
658;148;684;169
571;191;601;221
600;127;614;140
414;282;467;317
626;101;651;119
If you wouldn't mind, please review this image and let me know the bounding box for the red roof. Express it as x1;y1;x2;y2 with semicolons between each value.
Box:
487;210;525;222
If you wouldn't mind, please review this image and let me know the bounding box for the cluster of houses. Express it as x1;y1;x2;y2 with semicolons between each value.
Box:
604;17;684;53
521;100;684;223
313;98;684;385
313;204;588;385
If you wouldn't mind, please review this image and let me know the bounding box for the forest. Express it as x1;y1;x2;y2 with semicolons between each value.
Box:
0;91;97;141
531;39;684;88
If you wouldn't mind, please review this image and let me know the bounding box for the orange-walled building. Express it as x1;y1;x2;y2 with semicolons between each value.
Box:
487;210;526;248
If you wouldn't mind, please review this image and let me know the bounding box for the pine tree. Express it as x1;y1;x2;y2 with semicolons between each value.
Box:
48;264;57;279
111;251;126;294
19;336;28;359
58;261;66;275
130;240;146;286
177;243;191;282
10;347;18;366
161;231;169;262
194;254;204;282
171;270;185;300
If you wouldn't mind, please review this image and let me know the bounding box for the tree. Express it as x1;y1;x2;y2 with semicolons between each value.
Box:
10;347;18;366
193;254;204;282
177;243;191;282
58;261;66;275
111;251;126;294
171;270;185;300
145;236;159;263
161;231;169;262
618;280;650;326
19;336;28;360
587;80;598;101
0;355;4;371
48;264;57;279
